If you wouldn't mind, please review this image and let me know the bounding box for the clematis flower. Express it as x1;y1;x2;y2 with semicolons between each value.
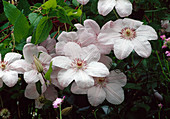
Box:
0;52;22;88
52;42;109;88
71;70;127;106
98;18;158;59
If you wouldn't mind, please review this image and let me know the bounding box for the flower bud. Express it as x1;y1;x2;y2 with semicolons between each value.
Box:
33;55;43;73
0;108;11;119
61;105;73;116
154;90;163;101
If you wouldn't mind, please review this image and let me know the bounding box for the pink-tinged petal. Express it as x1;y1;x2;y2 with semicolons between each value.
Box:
97;28;120;45
26;36;32;43
63;42;82;59
52;56;71;69
44;85;58;101
107;70;127;87
99;55;112;69
77;29;96;47
0;71;4;78
24;70;39;83
85;62;109;77
74;70;94;88
87;86;106;106
122;18;143;29
23;43;39;63
0;78;3;88
98;0;116;16
104;83;124;104
4;52;22;64
114;39;134;60
35;99;44;109
2;71;18;87
132;37;152;58
39;75;47;93
39;52;52;64
55;42;66;56
84;19;100;35
77;0;89;5
25;83;39;99
82;45;100;63
10;59;32;73
37;46;48;53
51;78;64;90
74;23;84;30
58;31;78;42
101;20;115;30
115;0;132;17
57;69;76;87
94;43;112;54
71;82;88;94
136;25;158;40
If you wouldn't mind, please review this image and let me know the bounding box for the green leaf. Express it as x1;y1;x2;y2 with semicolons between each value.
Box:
41;0;57;10
28;13;43;27
91;0;97;14
66;8;82;20
124;83;142;90
17;0;31;16
13;12;30;43
36;80;42;95
45;62;53;81
3;1;21;25
72;0;80;6
32;17;52;44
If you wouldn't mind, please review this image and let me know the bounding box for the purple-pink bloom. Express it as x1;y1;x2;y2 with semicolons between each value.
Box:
160;35;166;40
53;96;65;108
165;51;170;56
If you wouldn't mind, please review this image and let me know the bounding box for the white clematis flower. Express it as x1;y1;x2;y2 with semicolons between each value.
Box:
52;42;109;88
98;18;158;59
0;53;22;87
71;70;127;106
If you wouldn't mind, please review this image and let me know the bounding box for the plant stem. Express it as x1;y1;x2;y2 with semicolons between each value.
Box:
113;9;119;19
59;104;62;119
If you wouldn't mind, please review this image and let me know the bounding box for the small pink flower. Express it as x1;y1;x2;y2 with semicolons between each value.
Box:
165;51;170;56
160;35;166;40
53;96;65;108
158;103;163;109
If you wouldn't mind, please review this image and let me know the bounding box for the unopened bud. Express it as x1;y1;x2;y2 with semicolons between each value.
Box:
0;108;11;119
61;105;73;116
154;90;163;101
33;55;43;73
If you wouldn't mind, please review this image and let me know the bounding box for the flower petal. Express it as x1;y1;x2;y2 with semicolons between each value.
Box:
136;25;158;40
71;82;88;94
44;85;58;101
84;19;100;35
57;69;75;87
2;71;18;87
85;62;109;77
0;78;3;88
132;37;152;58
114;39;134;60
74;70;94;88
4;52;22;64
104;83;124;104
55;41;66;55
88;86;106;106
98;0;116;16
107;70;127;87
52;56;71;69
39;52;52;64
23;43;39;63
58;31;78;42
101;20;115;30
115;0;132;17
25;83;39;99
24;70;39;83
99;55;112;69
77;0;89;5
122;18;143;29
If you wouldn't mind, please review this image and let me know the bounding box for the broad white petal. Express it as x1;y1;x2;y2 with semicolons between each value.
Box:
39;52;52;64
114;39;134;60
63;42;82;59
2;71;18;87
4;52;22;64
136;25;158;40
104;83;124;104
99;55;112;69
122;18;143;29
24;70;39;83
74;23;84;30
52;56;71;69
51;78;64;90
57;69;76;87
107;70;127;87
132;37;152;58
82;45;100;63
84;19;100;35
58;31;78;42
115;0;132;17
23;43;39;63
55;42;66;55
37;46;48;53
71;82;88;94
77;0;89;5
98;0;116;16
0;71;4;78
88;86;106;106
94;43;112;54
25;83;39;99
85;62;109;77
74;70;94;88
0;78;3;88
101;20;115;30
44;85;58;101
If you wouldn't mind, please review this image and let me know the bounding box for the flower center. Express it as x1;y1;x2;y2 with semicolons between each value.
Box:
120;27;136;40
71;58;87;70
97;77;106;83
94;77;107;87
0;61;7;70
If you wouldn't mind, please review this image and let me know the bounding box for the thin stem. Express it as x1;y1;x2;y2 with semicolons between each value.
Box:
59;104;62;119
0;31;12;43
64;23;67;32
0;25;13;33
0;96;3;108
11;32;15;52
80;5;83;23
113;9;119;19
